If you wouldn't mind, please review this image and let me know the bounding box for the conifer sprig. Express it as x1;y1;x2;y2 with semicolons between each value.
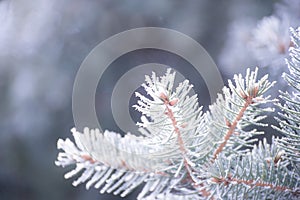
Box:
55;67;290;199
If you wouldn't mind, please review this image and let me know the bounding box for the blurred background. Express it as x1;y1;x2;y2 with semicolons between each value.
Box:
0;0;295;199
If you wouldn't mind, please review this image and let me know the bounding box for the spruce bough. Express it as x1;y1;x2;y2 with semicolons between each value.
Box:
55;28;300;200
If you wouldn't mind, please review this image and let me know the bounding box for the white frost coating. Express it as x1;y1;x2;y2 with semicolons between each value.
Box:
55;68;299;199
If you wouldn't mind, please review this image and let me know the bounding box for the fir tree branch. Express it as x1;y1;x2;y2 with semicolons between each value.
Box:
55;67;291;199
55;128;180;199
161;93;191;176
134;69;212;198
203;68;275;164
211;176;290;192
212;86;258;160
206;139;300;199
275;27;300;166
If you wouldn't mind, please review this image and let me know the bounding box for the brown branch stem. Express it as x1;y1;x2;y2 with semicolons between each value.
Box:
161;93;212;198
212;95;254;161
212;176;291;192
